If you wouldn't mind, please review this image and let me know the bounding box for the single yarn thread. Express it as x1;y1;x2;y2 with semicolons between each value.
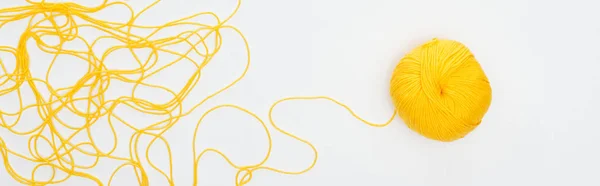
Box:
390;38;492;142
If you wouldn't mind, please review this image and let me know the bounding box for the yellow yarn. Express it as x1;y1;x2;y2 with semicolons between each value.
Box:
0;1;491;186
0;0;395;185
390;38;492;142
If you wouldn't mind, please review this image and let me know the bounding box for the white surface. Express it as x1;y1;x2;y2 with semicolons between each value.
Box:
1;0;600;185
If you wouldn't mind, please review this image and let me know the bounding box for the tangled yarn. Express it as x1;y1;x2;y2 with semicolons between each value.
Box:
390;38;492;142
0;0;397;185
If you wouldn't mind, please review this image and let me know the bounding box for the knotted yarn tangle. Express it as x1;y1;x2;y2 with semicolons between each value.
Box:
390;38;492;142
0;0;396;185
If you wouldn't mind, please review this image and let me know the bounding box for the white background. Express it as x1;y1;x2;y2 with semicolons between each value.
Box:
1;0;600;186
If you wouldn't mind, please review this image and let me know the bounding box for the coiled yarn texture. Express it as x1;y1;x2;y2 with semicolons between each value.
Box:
390;38;492;142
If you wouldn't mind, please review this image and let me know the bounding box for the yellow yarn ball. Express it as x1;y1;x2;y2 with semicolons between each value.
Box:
390;38;492;142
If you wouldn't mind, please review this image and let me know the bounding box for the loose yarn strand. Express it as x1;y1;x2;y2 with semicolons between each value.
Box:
0;0;396;186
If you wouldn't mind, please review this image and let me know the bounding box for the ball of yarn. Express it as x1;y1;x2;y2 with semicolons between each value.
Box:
390;38;492;142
